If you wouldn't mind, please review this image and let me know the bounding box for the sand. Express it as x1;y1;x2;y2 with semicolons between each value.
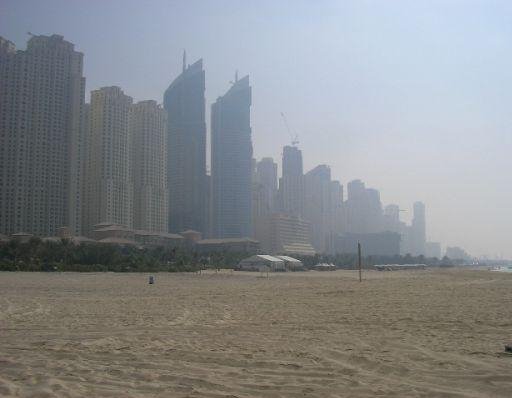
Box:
1;269;511;397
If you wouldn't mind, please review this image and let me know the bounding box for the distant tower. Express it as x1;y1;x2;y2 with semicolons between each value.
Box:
255;157;278;212
164;56;207;234
345;180;383;234
411;201;426;256
303;165;332;252
210;76;253;238
279;145;304;217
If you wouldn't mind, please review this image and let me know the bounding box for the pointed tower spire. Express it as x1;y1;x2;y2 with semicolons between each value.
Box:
235;69;239;82
182;49;187;73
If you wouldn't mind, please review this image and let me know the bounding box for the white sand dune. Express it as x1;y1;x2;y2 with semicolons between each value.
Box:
1;269;511;397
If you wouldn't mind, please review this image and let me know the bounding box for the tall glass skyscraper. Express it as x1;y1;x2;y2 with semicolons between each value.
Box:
210;76;253;238
163;54;207;234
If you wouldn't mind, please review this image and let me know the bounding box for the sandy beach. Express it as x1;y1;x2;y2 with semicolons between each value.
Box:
1;269;511;397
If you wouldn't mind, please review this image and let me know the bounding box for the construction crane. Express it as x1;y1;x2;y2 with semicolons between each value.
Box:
280;112;299;146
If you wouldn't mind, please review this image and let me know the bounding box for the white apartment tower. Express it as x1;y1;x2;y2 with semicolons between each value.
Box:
130;100;168;232
84;86;133;234
0;34;85;236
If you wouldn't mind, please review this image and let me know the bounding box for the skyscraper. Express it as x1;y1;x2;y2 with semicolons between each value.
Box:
411;201;426;256
345;179;383;234
279;145;304;217
304;165;330;252
252;157;277;243
163;54;206;234
0;34;85;236
210;75;253;238
83;86;133;233
255;157;278;213
130;100;168;232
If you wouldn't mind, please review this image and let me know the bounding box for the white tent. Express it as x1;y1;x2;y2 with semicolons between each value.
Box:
238;255;285;272
275;255;305;271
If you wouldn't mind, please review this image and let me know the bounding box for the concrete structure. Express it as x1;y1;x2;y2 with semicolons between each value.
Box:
163;55;207;234
238;255;285;272
84;87;133;235
210;75;252;238
0;35;85;236
130;100;168;233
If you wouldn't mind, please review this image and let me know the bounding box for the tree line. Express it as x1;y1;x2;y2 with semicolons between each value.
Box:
0;237;458;272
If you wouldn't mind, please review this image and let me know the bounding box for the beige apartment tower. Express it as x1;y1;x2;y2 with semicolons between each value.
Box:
83;87;133;234
130;101;168;232
0;34;85;236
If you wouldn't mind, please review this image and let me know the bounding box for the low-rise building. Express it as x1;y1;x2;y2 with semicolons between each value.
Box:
196;238;259;253
258;213;315;256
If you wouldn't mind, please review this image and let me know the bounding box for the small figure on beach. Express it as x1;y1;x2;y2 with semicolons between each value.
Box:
148;275;155;284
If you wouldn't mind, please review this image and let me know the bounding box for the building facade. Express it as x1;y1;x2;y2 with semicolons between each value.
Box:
130;100;168;232
210;75;253;238
163;55;207;234
0;34;85;236
83;86;133;234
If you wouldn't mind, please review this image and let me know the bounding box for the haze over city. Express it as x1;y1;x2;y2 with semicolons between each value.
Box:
1;0;511;258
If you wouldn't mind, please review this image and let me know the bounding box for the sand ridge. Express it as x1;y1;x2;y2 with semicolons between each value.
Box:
0;269;511;397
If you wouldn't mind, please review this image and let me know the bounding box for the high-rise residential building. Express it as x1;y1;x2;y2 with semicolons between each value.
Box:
83;86;133;234
345;179;383;234
410;201;426;256
0;34;85;236
304;165;331;252
330;180;344;236
130;100;168;232
279;145;304;217
210;75;253;238
252;157;278;243
163;54;207;234
383;204;401;233
255;157;278;213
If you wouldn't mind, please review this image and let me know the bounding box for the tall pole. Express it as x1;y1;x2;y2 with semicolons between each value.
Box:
358;242;362;282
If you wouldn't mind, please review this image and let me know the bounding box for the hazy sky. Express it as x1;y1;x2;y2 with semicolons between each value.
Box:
2;0;511;258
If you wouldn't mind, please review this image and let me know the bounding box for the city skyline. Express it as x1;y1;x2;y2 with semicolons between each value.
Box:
1;1;511;257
